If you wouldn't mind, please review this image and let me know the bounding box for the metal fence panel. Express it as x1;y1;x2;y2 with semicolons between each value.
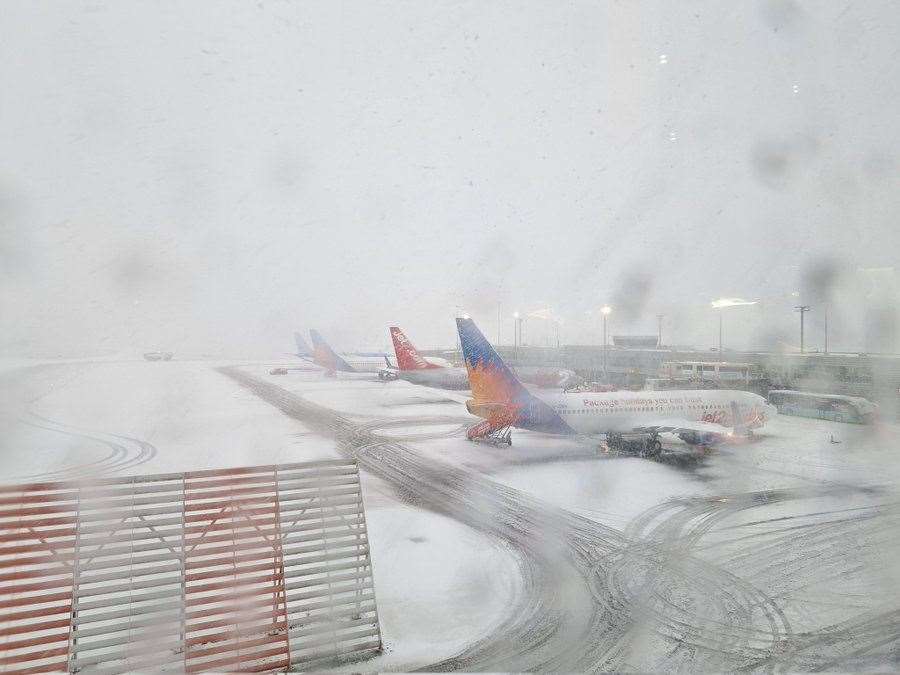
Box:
0;482;78;674
0;459;381;673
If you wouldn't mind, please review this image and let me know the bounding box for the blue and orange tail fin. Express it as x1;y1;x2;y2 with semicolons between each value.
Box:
456;317;572;434
390;327;441;371
309;329;355;373
456;317;527;404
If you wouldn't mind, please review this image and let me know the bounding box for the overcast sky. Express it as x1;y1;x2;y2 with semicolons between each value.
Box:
1;0;897;356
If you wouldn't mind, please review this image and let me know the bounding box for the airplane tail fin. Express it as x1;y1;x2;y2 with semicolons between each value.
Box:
309;329;355;372
455;317;526;404
293;331;312;357
456;317;571;434
389;327;441;371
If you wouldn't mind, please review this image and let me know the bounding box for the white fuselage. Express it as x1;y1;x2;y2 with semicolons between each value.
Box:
396;367;470;390
339;356;390;374
389;365;579;391
539;389;773;435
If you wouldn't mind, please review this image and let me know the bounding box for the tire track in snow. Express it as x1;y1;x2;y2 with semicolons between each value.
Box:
1;364;158;481
630;487;900;672
221;366;794;672
12;413;157;480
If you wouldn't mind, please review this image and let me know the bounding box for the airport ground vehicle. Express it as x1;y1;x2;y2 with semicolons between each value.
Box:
143;351;173;361
767;390;878;424
659;360;761;385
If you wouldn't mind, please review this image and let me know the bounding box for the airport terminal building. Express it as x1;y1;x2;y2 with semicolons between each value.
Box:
489;341;900;419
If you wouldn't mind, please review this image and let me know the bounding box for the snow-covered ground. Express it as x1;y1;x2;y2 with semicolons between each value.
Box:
0;360;327;477
293;373;471;419
249;363;900;670
358;473;521;669
3;359;900;671
0;359;519;671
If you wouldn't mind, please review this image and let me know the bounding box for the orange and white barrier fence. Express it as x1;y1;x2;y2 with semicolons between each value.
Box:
0;459;381;673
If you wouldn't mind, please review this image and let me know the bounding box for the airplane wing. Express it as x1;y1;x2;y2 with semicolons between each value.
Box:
630;418;732;437
285;353;315;363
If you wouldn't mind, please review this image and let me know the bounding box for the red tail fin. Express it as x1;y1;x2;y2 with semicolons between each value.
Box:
389;327;441;371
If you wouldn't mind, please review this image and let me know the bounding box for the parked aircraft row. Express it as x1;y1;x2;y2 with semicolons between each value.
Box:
281;319;777;455
292;326;580;390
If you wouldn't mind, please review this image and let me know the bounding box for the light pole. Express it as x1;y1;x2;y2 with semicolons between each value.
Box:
601;305;612;381
718;312;723;355
513;311;520;362
711;297;758;356
795;305;811;353
824;306;828;354
657;314;664;347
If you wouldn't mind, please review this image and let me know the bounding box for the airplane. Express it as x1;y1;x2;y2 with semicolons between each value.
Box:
379;325;582;391
293;331;312;358
378;326;470;389
269;332;319;375
456;317;775;456
308;329;391;376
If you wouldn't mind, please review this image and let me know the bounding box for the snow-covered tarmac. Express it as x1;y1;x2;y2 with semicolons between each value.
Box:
2;358;900;671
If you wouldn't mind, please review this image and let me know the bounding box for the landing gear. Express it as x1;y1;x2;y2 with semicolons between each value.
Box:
604;433;622;454
604;432;662;459
466;420;513;447
476;427;512;447
487;427;513;447
678;431;718;448
637;432;662;459
645;433;662;458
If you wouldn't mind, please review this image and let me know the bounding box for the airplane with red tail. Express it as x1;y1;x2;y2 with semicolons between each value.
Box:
378;327;470;389
380;326;584;392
